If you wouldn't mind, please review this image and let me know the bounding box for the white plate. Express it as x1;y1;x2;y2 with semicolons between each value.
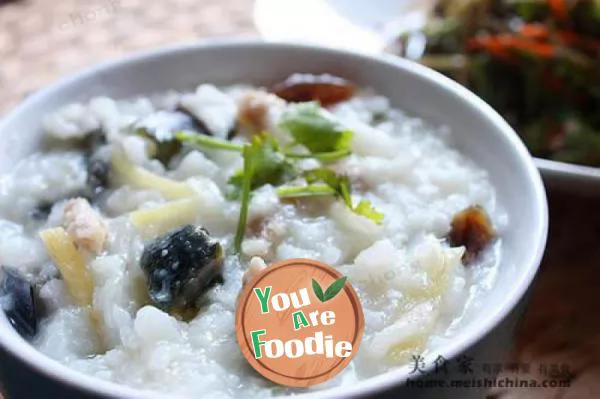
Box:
254;0;436;54
254;0;600;193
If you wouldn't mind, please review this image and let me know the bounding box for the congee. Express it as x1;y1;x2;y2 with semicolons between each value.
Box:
0;74;502;397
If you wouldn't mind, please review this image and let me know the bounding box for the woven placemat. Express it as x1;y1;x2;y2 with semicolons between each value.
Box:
0;0;257;114
1;2;599;398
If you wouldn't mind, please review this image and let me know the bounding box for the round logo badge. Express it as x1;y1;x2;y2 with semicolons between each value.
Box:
236;258;364;387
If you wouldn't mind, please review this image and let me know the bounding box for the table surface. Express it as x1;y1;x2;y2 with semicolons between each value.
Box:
1;1;598;398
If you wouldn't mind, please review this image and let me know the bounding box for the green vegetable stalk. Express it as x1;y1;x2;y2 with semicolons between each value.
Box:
234;144;254;253
277;184;336;198
176;132;244;152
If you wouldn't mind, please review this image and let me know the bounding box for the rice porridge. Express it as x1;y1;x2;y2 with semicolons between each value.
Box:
0;75;502;398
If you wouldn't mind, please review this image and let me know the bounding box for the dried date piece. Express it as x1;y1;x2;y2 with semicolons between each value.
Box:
271;74;357;107
448;205;496;264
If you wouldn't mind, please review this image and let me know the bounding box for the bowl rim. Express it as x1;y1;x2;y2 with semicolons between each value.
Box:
0;39;549;399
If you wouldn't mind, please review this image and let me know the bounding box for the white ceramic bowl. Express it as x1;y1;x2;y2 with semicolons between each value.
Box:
0;40;548;399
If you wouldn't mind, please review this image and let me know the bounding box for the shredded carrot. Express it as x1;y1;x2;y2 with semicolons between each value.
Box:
467;38;512;60
548;0;569;23
514;40;556;58
468;36;556;59
518;22;600;54
467;37;513;60
519;24;549;40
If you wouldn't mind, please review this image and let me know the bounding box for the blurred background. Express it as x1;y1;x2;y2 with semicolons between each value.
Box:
0;0;257;114
1;1;600;398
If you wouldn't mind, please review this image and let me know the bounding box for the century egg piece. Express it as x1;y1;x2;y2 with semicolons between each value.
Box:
135;110;205;165
0;266;38;340
140;224;224;313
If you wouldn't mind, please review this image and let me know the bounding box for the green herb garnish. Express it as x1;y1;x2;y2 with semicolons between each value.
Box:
300;168;384;224
279;102;353;154
352;199;385;225
233;145;254;253
174;101;383;250
276;184;336;199
228;134;297;199
284;149;351;162
303;168;346;190
175;131;244;152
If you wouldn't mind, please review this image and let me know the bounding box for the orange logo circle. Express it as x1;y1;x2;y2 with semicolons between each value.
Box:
236;258;364;387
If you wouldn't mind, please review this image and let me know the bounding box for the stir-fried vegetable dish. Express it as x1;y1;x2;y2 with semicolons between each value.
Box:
398;0;600;166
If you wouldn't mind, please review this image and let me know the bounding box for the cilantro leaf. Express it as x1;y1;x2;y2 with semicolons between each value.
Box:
353;199;384;224
228;134;297;199
302;168;384;224
303;168;353;207
279;102;353;154
303;168;346;190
